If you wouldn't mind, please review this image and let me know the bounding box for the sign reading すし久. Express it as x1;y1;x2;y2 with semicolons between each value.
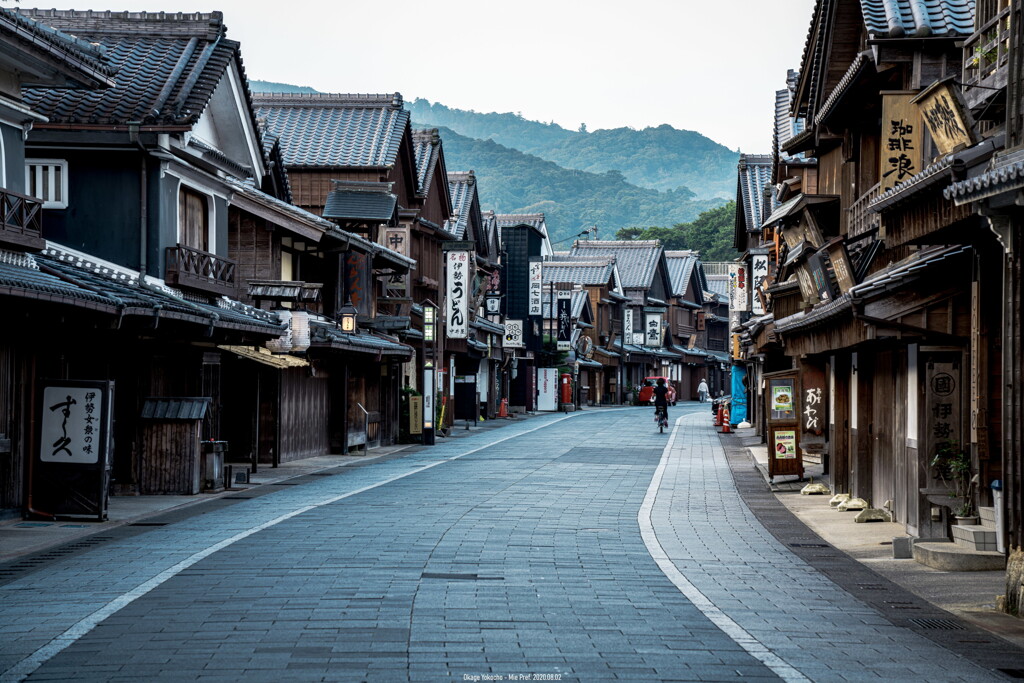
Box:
556;290;572;350
446;251;469;339
528;261;543;316
40;384;109;465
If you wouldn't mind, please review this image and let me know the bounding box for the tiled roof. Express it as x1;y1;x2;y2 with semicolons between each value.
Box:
664;251;703;299
774;69;809;166
1;8;115;88
945;148;1024;204
705;275;730;298
310;321;412;357
446;171;477;239
495;213;546;230
735;155;776;233
224;176;334;239
19;9;240;126
254;92;409;168
568;240;663;290
814;51;873;126
412;129;442;196
860;0;975;38
541;259;616;287
0;245;282;334
869;154;954;211
323;180;398;223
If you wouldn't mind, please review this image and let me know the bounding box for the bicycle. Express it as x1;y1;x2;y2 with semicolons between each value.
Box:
655;405;668;433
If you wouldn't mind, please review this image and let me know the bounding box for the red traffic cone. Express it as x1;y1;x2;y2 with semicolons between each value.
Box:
721;406;731;433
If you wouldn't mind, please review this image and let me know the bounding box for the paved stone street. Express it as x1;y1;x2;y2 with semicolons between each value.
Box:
0;405;1017;682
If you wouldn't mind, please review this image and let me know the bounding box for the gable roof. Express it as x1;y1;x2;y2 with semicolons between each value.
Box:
446;171;477;240
253;92;409;168
735;155;775;241
0;8;115;90
412;129;442;196
664;251;706;302
774;69;811;167
542;258;617;287
19;9;244;127
568;240;664;290
495;213;553;256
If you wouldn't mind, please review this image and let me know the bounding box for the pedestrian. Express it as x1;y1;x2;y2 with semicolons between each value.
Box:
697;378;709;403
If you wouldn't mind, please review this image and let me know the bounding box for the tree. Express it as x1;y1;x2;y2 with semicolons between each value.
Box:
612;202;736;260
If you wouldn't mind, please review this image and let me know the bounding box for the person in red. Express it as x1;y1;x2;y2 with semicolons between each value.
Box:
653;377;670;423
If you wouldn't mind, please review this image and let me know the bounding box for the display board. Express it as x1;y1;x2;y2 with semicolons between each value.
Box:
764;371;804;481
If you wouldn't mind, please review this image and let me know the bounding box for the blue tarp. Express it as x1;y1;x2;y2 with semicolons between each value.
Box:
730;365;748;425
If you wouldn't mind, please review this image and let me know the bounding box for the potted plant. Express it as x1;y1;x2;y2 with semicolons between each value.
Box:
930;441;978;524
623;383;635;405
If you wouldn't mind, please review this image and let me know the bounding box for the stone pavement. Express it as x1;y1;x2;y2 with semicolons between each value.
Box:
0;404;1021;682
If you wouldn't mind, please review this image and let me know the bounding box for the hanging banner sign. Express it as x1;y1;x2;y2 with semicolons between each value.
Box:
645;313;662;347
446;251;469;339
623;308;634;344
880;92;923;192
556;290;572;350
913;79;976;156
528;261;543;316
728;263;749;312
751;254;769;315
504;319;524;348
383;226;410;296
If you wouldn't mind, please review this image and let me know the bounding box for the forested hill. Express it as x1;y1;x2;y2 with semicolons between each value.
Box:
435;126;723;245
408;99;738;198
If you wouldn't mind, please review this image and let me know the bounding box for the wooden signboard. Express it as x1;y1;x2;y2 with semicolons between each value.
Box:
764;370;804;481
912;79;976;155
824;239;856;294
880;92;923;192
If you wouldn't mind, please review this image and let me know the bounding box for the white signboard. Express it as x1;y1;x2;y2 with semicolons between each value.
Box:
41;386;103;464
751;254;768;315
528;261;543;316
423;363;434;430
446;251;470;339
504;319;524;348
633;332;646;345
624;308;634;343
537;367;557;411
645;313;662;347
729;263;749;312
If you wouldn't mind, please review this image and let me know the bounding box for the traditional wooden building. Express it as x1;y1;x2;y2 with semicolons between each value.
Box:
567;240;680;394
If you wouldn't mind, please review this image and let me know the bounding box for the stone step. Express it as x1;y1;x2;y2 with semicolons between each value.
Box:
913;541;1005;571
979;506;996;526
952;523;997;551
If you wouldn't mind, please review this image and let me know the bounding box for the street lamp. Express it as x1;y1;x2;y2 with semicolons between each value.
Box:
340;298;357;333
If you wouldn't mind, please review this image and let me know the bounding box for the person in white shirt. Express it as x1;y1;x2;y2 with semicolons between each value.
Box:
697;378;709;403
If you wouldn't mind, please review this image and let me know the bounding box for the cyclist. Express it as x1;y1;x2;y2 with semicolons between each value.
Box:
653;378;670;426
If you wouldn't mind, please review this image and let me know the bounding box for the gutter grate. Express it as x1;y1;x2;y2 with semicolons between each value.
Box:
128;522;169;527
789;542;829;548
908;618;966;630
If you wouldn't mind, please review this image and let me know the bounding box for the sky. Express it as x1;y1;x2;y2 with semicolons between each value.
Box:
55;0;818;153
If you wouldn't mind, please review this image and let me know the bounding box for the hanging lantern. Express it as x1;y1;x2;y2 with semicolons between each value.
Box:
290;310;310;352
339;298;358;334
266;309;293;353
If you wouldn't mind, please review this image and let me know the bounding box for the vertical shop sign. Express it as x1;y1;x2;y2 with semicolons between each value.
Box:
556;290;572;350
729;263;749;311
751;253;769;315
645;313;662;347
528;260;543;316
446;251;469;339
880;93;923;192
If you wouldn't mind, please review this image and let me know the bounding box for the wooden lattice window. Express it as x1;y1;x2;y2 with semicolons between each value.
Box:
25;160;68;209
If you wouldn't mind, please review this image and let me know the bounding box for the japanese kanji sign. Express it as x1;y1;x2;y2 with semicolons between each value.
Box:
729;263;749;312
914;80;975;156
751;254;769;315
556;290;572;351
383;226;410;296
623;308;634;342
645;313;662;347
528;261;543;316
40;385;108;465
446;251;469;339
880;93;923;192
925;357;961;462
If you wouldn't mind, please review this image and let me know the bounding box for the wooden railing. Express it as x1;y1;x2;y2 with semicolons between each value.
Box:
0;189;44;251
963;5;1011;108
847;182;881;238
165;244;237;297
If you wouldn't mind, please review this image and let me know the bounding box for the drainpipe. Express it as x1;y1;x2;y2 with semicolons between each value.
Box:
128;122;219;336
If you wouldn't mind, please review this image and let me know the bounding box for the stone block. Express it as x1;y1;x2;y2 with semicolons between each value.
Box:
837;497;868;512
892;537;913;559
800;482;830;496
854;508;891;523
829;493;850;508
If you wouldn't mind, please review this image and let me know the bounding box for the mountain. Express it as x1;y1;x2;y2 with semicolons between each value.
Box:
435;126;723;245
407;99;738;198
248;82;731;244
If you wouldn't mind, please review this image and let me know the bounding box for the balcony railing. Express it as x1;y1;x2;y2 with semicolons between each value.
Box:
962;5;1011;109
846;182;881;239
165;244;237;298
0;189;44;251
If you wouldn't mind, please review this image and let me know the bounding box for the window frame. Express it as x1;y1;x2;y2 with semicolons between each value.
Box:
25;159;69;209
